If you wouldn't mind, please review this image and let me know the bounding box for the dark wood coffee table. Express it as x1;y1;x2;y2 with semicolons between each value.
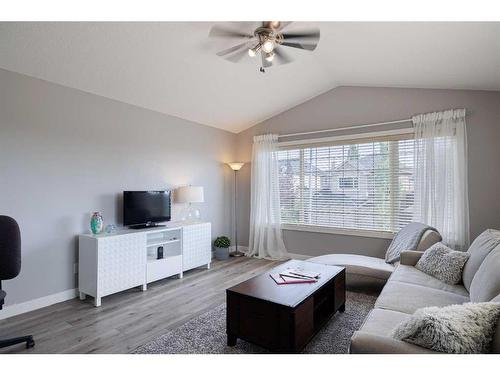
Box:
226;259;346;353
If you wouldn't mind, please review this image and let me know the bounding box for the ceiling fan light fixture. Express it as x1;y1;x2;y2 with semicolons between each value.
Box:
210;22;321;69
248;43;262;57
264;52;275;62
262;39;275;53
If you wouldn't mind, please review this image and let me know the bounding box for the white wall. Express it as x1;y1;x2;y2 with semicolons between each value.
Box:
0;68;236;307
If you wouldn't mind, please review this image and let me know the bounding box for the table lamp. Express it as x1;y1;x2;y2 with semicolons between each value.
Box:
176;185;204;221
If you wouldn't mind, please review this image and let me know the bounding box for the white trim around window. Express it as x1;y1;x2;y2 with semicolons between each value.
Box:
281;224;395;239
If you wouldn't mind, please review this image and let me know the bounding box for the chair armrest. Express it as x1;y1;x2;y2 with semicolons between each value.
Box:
349;331;435;354
399;250;424;266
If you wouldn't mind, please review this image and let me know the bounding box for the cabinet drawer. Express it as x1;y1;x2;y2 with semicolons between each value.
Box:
147;255;182;283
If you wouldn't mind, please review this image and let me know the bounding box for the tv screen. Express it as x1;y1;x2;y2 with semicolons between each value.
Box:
123;191;171;227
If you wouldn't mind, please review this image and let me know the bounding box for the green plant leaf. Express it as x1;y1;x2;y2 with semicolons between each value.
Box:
214;235;231;248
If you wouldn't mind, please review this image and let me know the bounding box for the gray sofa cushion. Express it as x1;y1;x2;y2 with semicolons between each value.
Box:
350;331;436;354
470;245;500;302
389;265;469;297
415;243;470;285
350;308;435;354
375;280;469;314
392;302;500;354
358;308;410;336
307;254;395;281
462;229;500;291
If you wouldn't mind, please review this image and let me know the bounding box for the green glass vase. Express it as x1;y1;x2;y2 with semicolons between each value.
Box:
90;212;104;234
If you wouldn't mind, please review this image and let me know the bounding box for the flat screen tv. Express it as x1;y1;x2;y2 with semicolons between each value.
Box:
123;191;171;228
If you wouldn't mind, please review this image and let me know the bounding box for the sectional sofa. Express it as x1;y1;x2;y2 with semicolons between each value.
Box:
349;229;500;353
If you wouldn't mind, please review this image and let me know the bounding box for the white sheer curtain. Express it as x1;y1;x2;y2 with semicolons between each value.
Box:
247;134;289;260
412;109;469;250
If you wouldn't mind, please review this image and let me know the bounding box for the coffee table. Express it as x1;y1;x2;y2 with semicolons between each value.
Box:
226;259;346;353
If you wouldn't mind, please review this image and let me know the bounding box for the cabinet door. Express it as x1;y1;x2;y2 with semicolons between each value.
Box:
97;233;146;296
182;223;211;271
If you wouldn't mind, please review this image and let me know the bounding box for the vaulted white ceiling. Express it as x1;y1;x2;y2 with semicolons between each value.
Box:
0;22;499;133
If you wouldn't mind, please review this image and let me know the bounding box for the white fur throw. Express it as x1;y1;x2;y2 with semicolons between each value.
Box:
392;302;500;353
416;242;470;284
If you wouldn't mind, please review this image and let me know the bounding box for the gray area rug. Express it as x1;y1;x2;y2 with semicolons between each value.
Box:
134;291;377;354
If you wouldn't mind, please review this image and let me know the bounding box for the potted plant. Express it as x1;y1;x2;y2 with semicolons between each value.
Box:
213;236;231;260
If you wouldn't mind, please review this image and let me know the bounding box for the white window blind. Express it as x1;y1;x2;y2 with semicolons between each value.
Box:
277;133;415;234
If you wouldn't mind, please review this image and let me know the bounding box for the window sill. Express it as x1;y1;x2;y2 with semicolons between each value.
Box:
281;224;395;239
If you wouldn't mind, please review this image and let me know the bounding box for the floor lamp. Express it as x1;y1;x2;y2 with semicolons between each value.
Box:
227;162;245;257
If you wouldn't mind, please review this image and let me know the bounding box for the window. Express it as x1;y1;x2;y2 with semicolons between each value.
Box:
339;177;358;189
277;133;415;234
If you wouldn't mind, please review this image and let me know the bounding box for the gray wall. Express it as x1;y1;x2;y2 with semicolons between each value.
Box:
236;86;500;258
0;68;236;306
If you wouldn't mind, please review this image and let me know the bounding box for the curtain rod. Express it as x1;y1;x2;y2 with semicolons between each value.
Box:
278;118;412;139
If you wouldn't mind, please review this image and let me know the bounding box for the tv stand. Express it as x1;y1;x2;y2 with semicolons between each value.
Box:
78;222;211;307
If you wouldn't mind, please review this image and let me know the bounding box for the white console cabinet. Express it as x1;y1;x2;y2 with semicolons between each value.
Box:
78;222;211;306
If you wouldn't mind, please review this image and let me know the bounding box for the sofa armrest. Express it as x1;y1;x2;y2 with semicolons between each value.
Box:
399;250;424;266
349;331;435;354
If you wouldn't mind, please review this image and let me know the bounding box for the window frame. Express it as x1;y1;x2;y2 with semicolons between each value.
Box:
277;128;414;238
338;176;359;190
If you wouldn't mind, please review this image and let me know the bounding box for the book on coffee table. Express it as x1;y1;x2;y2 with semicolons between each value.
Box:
269;273;318;285
279;269;321;280
289;270;321;279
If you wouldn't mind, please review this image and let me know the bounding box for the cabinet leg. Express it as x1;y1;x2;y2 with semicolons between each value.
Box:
142;284;147;291
227;334;237;347
206;263;211;270
79;292;86;300
94;297;101;307
339;303;345;312
178;272;183;279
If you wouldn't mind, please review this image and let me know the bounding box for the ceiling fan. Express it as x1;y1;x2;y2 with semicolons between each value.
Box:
209;21;320;72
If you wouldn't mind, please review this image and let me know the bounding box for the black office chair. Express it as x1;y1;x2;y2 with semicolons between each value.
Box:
0;215;35;349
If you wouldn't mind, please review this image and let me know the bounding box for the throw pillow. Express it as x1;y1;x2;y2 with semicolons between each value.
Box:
416;242;470;285
392;302;500;354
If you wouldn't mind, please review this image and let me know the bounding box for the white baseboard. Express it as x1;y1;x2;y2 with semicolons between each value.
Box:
0;288;78;320
228;245;249;253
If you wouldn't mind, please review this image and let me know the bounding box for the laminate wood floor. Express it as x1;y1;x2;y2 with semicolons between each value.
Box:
0;256;281;354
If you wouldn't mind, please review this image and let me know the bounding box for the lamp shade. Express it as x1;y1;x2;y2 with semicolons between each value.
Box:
228;162;245;171
176;186;204;203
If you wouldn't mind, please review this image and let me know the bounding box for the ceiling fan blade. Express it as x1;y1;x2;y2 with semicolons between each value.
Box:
216;42;249;57
225;47;250;63
282;29;320;41
273;47;293;65
209;25;253;39
278;21;293;31
281;41;318;51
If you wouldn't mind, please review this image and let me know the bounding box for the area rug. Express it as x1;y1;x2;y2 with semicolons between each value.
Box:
133;291;377;354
